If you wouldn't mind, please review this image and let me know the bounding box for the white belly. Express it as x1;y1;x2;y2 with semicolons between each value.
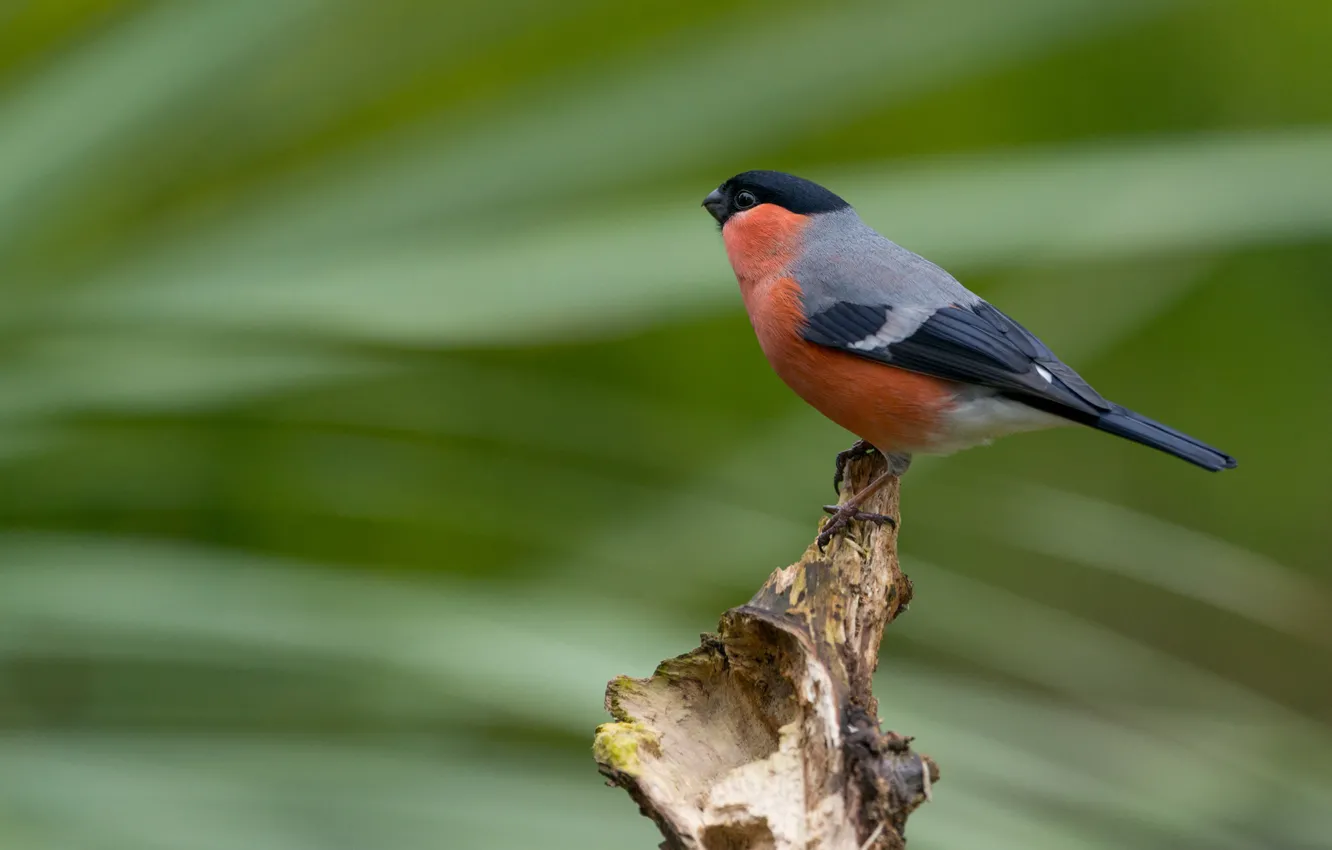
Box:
928;390;1070;455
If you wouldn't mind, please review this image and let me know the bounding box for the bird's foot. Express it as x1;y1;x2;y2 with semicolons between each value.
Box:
817;503;897;550
832;439;876;494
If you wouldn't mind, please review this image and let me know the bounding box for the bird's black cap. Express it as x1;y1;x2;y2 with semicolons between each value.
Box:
702;170;849;226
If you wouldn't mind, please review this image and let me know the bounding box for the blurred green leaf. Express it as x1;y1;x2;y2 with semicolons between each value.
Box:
0;0;316;254
29;129;1330;349
0;736;658;850
31;0;1186;259
0;333;391;421
986;480;1330;643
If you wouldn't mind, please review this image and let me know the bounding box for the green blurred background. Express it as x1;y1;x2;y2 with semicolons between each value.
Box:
0;1;1329;848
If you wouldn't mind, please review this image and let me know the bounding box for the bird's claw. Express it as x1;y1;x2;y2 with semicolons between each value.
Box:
822;504;897;526
817;503;897;550
832;439;876;494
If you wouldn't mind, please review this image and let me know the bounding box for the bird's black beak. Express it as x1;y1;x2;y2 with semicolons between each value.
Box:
702;188;727;225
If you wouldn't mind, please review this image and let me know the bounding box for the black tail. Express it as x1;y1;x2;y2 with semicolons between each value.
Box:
1093;406;1237;472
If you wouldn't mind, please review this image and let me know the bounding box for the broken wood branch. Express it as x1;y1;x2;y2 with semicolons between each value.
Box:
594;450;937;849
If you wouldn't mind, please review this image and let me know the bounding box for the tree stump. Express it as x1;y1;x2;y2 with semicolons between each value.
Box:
594;451;937;849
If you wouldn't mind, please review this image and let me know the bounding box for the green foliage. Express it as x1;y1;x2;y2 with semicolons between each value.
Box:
0;2;1329;848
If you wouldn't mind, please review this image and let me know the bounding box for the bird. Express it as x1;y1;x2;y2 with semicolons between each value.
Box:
702;170;1236;548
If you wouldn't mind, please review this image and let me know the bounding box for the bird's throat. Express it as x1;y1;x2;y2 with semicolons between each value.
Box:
722;205;809;292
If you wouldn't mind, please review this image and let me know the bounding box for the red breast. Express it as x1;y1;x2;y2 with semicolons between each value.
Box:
724;206;959;453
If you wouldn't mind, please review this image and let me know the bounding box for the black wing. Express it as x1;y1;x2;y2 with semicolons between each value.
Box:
802;300;1112;422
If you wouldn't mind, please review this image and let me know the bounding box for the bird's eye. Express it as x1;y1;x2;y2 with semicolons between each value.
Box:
734;190;757;210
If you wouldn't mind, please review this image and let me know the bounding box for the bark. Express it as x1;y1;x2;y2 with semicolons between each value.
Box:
593;451;937;850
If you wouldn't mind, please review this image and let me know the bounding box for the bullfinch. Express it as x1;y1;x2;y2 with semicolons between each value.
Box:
702;170;1236;548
